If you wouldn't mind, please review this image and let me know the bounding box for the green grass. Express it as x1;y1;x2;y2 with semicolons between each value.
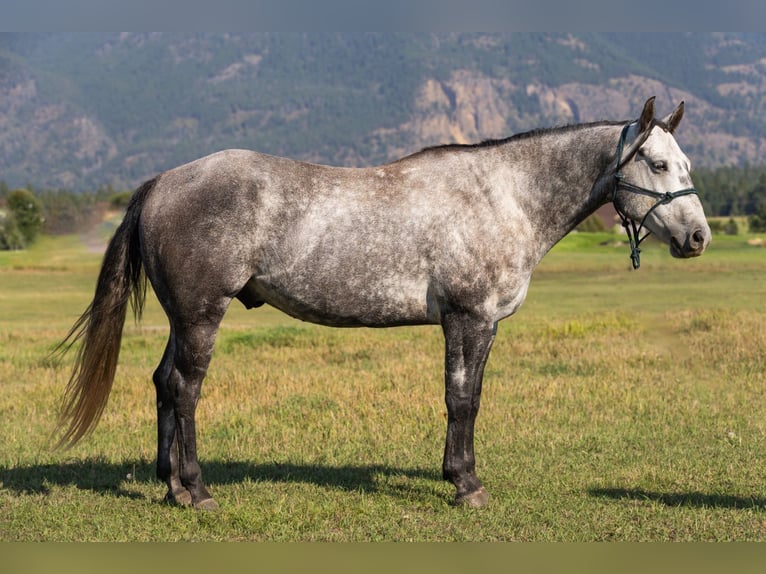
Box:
1;231;766;540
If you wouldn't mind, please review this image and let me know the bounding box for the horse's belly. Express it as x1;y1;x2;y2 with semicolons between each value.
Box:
240;274;437;328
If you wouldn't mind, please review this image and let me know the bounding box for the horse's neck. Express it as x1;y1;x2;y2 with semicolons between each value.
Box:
498;124;619;257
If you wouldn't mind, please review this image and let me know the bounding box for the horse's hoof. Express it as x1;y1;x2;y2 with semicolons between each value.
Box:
164;488;193;507
194;498;220;511
455;487;489;508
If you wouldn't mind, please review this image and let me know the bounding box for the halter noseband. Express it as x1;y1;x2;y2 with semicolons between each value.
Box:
612;122;699;270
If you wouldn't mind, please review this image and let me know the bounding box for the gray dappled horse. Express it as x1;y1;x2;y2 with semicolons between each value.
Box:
57;97;710;509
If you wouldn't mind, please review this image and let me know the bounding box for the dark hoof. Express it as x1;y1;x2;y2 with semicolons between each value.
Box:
164;488;193;507
194;498;220;511
455;487;489;508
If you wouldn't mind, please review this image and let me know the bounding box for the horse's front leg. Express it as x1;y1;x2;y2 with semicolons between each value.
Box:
441;312;497;507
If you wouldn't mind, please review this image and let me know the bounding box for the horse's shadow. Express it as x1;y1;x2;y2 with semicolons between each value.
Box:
588;487;766;510
0;458;441;502
5;460;764;510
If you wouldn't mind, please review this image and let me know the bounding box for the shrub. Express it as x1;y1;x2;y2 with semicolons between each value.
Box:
707;219;724;234
6;188;43;244
0;209;26;250
576;213;607;233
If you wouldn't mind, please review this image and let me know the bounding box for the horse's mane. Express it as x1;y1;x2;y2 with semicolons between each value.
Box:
405;119;628;159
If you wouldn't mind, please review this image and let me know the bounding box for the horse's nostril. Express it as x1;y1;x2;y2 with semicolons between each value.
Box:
692;229;705;247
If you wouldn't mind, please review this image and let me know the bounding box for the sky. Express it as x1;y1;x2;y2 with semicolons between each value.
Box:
1;0;766;32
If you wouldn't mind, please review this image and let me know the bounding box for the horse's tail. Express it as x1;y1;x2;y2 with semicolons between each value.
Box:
54;176;159;448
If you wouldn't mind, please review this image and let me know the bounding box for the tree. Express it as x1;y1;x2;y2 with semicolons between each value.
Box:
748;202;766;233
0;209;25;250
109;191;133;209
6;188;43;244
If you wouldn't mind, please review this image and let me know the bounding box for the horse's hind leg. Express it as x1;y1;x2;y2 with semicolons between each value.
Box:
441;312;497;507
153;312;225;510
154;334;190;505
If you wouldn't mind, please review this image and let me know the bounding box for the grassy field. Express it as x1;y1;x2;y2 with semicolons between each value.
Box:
1;230;765;541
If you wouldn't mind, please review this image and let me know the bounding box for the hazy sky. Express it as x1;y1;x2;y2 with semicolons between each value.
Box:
1;1;764;32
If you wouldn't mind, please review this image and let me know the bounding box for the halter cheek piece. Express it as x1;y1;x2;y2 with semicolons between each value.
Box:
611;122;699;269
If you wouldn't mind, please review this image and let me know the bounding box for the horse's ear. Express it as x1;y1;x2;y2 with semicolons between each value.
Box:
616;97;657;172
663;101;685;134
638;96;656;132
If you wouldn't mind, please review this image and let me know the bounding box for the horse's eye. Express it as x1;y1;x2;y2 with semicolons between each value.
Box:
652;160;668;171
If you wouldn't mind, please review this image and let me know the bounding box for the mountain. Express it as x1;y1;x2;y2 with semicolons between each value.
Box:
2;32;766;192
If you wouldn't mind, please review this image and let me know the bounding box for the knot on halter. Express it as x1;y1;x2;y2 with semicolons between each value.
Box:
611;123;699;270
659;191;675;203
619;215;645;271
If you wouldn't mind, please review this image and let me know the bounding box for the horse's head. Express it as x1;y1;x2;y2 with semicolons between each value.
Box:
611;97;711;268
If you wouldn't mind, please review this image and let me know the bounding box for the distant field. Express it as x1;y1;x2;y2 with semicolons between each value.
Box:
1;231;765;541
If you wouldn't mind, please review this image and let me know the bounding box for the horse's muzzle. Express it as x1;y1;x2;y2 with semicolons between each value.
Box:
670;227;711;258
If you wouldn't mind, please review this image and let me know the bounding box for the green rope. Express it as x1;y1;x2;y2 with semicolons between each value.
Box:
611;123;699;270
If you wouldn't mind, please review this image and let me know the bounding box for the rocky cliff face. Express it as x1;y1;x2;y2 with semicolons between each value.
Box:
378;71;766;167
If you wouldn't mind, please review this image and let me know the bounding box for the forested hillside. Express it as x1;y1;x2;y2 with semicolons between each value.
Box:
2;33;766;192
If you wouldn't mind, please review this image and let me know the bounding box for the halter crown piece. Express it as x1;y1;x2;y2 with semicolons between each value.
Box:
611;122;699;270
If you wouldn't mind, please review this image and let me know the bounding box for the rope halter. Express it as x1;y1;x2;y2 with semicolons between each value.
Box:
612;122;698;270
